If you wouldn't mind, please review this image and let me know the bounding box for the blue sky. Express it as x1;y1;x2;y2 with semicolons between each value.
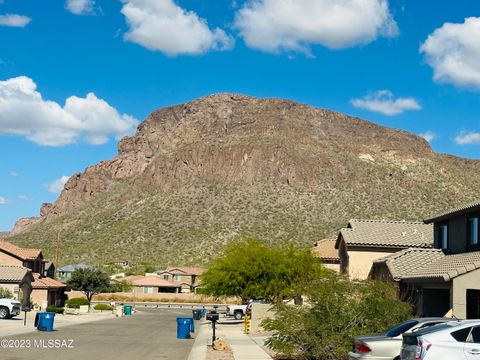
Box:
1;0;480;231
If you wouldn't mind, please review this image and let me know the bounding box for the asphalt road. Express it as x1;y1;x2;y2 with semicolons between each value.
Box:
0;309;196;360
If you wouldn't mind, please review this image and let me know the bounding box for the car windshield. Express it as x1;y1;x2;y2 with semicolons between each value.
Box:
385;320;419;337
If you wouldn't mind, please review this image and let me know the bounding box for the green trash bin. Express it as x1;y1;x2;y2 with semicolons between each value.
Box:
124;305;132;316
192;309;202;320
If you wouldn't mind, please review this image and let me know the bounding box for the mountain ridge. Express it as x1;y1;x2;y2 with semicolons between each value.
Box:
7;94;480;267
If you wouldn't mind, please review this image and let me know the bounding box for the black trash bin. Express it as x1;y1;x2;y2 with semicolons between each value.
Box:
192;309;202;320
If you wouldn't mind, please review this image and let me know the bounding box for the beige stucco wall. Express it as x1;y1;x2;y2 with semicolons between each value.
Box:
0;251;22;266
31;289;48;308
453;270;480;319
347;250;396;280
323;263;340;272
250;303;275;334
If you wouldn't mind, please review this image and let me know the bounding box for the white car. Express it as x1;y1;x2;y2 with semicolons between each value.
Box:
349;318;448;360
0;298;21;319
400;320;480;360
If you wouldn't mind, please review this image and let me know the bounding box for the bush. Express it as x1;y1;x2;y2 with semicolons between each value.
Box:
94;304;113;311
0;287;13;299
263;273;412;360
66;297;89;309
46;306;64;314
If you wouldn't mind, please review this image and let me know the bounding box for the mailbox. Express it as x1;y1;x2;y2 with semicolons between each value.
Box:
206;311;219;322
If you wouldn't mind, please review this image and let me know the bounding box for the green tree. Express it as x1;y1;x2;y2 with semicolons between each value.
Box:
201;238;324;302
67;268;111;308
263;273;412;360
0;287;13;299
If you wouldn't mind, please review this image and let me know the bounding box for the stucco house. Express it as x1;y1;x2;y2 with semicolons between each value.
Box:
0;241;65;307
0;265;33;304
131;275;181;295
57;263;92;281
312;239;340;272
371;200;480;319
335;219;433;279
159;267;205;293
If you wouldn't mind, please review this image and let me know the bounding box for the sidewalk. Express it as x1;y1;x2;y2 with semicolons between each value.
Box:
189;322;272;360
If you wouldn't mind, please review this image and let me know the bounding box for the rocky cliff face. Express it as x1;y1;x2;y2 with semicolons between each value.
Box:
8;94;480;266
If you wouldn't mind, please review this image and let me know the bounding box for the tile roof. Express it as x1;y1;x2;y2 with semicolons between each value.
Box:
312;239;340;261
132;276;180;288
373;248;480;282
57;263;91;272
0;265;32;282
335;219;433;249
32;273;66;289
166;267;205;276
424;200;480;223
0;241;41;261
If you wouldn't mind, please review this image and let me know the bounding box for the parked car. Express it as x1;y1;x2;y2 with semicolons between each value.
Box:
400;320;480;360
245;299;269;317
0;298;21;319
226;304;248;320
348;318;449;360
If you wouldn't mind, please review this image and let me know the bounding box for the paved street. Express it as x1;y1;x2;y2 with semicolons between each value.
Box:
0;309;196;360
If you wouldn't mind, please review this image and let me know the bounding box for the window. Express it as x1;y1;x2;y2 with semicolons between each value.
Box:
451;327;471;342
468;217;479;248
163;274;169;280
385;320;418;337
471;327;480;343
144;287;153;294
175;275;181;281
439;223;448;249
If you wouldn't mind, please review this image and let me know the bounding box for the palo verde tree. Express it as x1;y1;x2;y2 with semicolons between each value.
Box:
201;238;324;303
67;268;111;308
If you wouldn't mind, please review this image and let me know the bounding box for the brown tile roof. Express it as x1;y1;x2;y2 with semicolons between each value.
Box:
132;276;180;288
0;265;32;282
373;248;480;282
335;219;433;249
0;241;41;261
118;275;144;284
424;200;480;223
313;239;340;262
32;273;66;289
166;267;205;276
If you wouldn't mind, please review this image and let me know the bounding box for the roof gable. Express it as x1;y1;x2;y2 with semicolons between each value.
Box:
425;200;480;223
313;239;339;261
0;241;42;261
0;265;33;283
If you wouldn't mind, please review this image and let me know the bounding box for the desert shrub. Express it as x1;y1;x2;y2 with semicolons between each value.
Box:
263;273;412;360
93;304;113;311
66;297;89;309
46;306;64;314
0;287;13;299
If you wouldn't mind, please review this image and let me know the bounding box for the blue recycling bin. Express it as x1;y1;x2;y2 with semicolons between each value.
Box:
201;309;206;318
176;317;194;339
35;312;55;332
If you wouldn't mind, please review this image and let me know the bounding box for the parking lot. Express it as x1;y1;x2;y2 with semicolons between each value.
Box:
0;309;196;360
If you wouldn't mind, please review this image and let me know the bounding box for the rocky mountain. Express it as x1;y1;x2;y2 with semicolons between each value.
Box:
7;94;480;267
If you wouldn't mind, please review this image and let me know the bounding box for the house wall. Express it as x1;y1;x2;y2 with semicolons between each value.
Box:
0;282;19;299
346;248;397;280
31;289;48;308
453;270;480;319
435;216;468;253
323;263;340;272
0;251;22;266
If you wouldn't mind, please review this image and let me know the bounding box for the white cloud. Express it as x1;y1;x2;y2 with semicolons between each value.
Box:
0;14;31;28
420;131;436;143
234;0;398;55
10;171;19;177
0;196;7;205
65;0;97;15
18;195;32;201
0;76;138;146
47;176;70;194
351;90;421;116
120;0;234;56
455;131;480;145
421;17;480;89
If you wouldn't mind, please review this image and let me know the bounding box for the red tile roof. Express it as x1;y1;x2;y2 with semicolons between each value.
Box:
0;241;42;261
166;267;205;276
313;239;340;262
32;273;66;289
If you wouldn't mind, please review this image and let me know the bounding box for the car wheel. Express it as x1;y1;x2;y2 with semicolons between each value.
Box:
0;307;9;319
234;311;243;320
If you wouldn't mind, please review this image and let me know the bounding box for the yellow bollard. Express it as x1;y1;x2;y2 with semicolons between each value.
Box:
244;315;251;334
